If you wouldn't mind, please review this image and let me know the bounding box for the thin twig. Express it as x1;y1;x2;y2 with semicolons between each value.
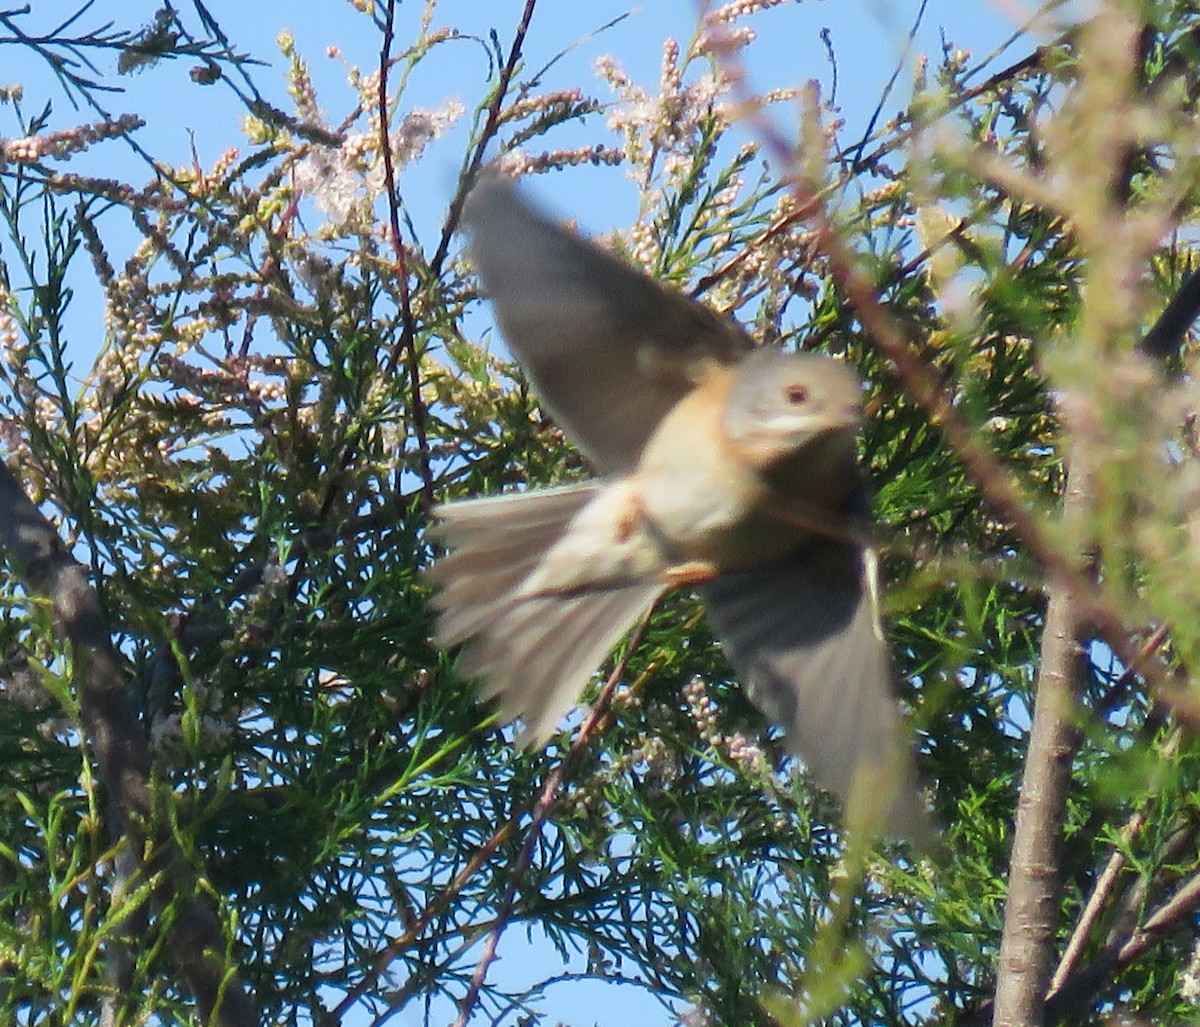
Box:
1114;864;1200;964
841;0;929;173
840;36;1052;177
487;968;670;1027
332;801;517;1017
451;612;657;1027
1051;815;1141;992
1045;863;1200;1022
428;0;540;281
691;202;816;299
1050;716;1183;991
331;614;655;1022
377;0;434;506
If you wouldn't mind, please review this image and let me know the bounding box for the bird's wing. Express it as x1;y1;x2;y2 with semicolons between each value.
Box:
462;174;752;474
701;542;933;843
429;483;663;744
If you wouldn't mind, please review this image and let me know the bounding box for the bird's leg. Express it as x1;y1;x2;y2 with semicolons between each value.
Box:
613;490;718;588
661;560;719;588
614;492;645;544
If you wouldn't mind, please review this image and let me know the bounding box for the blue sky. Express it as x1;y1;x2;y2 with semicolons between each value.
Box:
9;0;1038;240
4;2;1045;1024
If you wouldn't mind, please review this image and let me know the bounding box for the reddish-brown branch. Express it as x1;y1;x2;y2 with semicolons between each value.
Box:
429;0;540;281
331;616;654;1022
450;612;656;1027
691;203;817;299
377;0;434;506
331;786;518;1017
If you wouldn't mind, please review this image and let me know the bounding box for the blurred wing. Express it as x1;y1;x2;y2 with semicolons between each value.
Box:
428;484;662;744
455;586;662;745
702;542;932;842
463;174;752;474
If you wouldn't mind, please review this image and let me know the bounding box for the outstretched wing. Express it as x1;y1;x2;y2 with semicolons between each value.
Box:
462;174;752;474
702;541;933;843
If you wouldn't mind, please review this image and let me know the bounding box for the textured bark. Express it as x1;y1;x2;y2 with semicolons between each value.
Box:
0;463;256;1027
993;468;1090;1027
993;590;1084;1025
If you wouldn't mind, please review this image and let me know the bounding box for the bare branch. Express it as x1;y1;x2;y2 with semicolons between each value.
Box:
453;611;657;1027
1047;859;1200;1021
0;462;256;1027
993;542;1088;1022
377;0;433;506
429;0;540;280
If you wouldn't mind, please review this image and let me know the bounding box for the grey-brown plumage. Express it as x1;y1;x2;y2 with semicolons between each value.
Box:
429;173;933;843
459;175;749;474
427;485;662;740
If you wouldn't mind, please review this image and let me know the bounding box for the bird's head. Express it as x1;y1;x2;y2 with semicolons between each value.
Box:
721;349;863;469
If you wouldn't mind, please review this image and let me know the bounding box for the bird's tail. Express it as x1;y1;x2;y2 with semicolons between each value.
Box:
427;484;661;743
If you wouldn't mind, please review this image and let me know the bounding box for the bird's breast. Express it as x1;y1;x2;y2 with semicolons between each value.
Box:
633;376;802;568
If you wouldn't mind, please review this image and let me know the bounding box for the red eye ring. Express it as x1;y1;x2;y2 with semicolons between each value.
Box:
785;384;809;404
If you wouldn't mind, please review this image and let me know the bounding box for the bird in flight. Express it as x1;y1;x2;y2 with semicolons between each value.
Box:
428;174;931;843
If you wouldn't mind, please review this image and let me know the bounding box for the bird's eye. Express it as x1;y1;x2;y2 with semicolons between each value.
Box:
784;384;809;405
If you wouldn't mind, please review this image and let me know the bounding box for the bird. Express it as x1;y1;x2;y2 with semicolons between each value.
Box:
426;173;932;842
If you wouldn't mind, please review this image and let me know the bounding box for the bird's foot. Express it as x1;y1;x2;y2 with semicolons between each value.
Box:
661;560;719;588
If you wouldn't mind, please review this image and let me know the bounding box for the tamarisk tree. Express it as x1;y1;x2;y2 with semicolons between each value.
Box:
2;2;1200;1024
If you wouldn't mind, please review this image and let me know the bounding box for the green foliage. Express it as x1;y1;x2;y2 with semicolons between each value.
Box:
3;2;1200;1025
